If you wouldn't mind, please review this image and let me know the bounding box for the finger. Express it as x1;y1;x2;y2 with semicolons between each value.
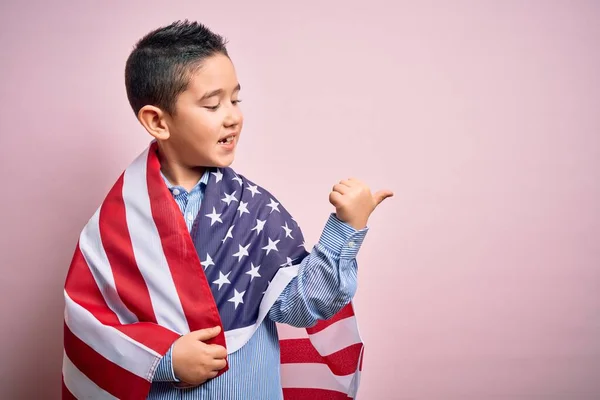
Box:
207;370;219;379
332;183;349;194
329;191;343;206
212;358;227;370
373;190;394;206
208;344;228;359
192;326;221;342
339;179;355;187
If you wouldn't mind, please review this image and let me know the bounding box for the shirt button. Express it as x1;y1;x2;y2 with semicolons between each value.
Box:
173;189;181;196
348;241;355;248
187;212;194;221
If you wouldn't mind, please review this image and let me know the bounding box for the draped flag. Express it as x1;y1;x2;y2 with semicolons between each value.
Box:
62;141;364;399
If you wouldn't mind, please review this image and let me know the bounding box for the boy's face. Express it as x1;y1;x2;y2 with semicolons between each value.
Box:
165;53;243;168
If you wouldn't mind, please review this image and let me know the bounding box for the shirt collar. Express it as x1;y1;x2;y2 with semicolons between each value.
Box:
160;169;210;193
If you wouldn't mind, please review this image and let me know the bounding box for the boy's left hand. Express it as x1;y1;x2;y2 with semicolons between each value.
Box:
329;178;393;230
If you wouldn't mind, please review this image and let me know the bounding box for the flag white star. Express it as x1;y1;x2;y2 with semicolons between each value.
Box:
221;191;238;206
267;198;280;213
237;201;250;217
233;175;243;186
251;219;267;234
211;169;223;182
246;263;261;281
222;225;234;243
246;184;261;197
262;238;280;255
281;222;294;239
228;289;245;309
233;243;251;262
212;271;231;290
298;241;306;248
205;207;223;226
280;257;293;267
201;253;215;270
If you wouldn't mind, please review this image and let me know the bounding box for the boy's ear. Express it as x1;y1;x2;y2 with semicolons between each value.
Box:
138;105;170;140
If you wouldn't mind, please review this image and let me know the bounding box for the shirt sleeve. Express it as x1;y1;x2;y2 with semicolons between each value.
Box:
152;344;180;382
268;213;368;327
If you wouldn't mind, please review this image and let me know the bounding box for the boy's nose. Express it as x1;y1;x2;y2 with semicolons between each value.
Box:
224;108;243;127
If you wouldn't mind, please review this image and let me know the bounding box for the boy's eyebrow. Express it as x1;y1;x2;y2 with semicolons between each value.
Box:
200;83;241;100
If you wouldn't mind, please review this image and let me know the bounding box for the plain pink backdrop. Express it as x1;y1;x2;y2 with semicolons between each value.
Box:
1;1;599;399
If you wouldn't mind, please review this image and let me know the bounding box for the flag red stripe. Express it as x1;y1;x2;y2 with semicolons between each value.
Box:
62;378;77;400
65;246;121;326
99;174;158;324
64;323;150;400
283;388;353;400
305;303;355;335
65;246;179;354
280;338;363;376
145;145;228;376
145;145;226;341
114;323;179;355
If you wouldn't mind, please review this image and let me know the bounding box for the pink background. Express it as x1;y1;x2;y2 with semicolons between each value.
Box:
1;1;599;399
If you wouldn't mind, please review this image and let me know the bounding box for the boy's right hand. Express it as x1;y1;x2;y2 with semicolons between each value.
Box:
171;326;227;385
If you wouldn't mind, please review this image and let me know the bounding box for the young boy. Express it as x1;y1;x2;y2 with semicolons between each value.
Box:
62;20;392;399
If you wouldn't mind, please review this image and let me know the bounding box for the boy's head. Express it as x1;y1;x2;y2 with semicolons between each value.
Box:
125;20;243;169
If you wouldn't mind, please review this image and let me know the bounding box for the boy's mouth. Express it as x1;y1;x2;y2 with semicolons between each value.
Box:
218;134;236;144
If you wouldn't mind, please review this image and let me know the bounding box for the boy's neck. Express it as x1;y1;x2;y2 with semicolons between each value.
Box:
157;146;206;192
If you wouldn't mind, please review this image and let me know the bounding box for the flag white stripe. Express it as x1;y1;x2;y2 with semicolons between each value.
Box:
79;207;138;325
276;323;310;340
123;148;190;334
309;316;362;357
64;290;160;380
280;363;355;394
62;352;119;400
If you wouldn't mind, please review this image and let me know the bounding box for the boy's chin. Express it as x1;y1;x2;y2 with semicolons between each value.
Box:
207;157;235;169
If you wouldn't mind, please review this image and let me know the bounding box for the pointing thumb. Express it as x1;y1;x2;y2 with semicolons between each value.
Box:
373;190;394;206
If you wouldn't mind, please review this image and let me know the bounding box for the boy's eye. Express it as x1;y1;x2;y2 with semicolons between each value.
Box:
204;99;242;111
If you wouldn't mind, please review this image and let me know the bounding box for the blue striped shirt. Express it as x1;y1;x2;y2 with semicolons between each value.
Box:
148;170;368;400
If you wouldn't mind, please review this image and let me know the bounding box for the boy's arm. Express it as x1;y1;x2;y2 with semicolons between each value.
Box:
269;213;368;327
269;177;392;327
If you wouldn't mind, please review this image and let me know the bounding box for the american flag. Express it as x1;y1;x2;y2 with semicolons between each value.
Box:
62;141;364;399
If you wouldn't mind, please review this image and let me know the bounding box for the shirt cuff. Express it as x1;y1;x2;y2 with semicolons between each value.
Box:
318;213;368;259
153;344;180;382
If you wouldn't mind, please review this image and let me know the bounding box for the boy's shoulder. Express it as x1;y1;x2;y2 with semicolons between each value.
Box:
218;166;302;231
217;167;290;211
219;166;277;200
